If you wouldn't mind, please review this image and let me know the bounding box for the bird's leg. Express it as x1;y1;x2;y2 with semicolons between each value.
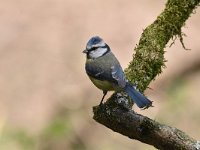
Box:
99;91;107;106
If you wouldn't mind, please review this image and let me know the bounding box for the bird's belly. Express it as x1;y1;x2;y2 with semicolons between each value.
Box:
89;76;116;91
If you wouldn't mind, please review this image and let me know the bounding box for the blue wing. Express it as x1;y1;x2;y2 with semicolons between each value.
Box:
86;63;117;84
85;61;127;88
111;64;127;88
111;65;152;108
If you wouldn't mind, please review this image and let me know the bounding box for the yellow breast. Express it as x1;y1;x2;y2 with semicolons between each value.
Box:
89;76;115;91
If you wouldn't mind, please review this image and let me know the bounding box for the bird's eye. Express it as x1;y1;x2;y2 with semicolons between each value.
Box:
89;47;97;51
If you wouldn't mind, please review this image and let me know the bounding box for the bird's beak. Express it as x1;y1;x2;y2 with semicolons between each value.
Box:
82;49;88;53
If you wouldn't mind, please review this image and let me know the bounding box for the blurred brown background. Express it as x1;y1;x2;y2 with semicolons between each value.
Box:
0;0;200;150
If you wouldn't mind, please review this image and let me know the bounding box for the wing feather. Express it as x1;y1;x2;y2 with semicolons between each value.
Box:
111;65;126;88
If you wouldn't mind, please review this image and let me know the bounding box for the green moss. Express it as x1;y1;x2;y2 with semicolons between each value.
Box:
125;0;200;92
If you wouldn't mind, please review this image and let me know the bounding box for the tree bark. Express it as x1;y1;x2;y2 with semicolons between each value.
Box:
93;93;200;150
93;0;200;149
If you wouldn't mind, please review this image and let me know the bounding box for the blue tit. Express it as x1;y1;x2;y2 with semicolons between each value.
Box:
83;36;153;109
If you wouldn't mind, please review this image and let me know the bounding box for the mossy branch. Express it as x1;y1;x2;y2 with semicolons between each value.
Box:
125;0;200;92
93;0;200;150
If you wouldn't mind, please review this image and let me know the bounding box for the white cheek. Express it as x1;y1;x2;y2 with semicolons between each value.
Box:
89;48;107;58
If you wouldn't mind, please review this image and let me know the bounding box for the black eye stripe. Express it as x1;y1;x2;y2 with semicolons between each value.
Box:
87;45;107;52
100;45;107;49
90;47;97;51
86;44;110;59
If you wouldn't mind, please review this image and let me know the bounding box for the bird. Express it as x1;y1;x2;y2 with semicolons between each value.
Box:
83;36;153;109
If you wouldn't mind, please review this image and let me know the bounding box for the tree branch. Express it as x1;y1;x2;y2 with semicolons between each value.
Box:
93;0;200;149
125;0;200;92
93;93;200;150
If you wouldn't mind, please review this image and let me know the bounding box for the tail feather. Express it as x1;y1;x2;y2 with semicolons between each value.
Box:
124;83;152;109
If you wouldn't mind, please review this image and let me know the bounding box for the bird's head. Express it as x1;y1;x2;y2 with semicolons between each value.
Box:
83;36;110;59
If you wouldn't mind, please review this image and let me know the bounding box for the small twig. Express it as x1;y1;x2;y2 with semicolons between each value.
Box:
178;32;191;50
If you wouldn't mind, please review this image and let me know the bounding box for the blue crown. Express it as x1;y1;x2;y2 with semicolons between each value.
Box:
87;36;102;47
